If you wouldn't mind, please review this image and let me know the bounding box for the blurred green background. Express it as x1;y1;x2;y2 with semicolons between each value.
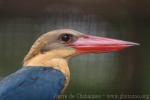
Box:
0;0;149;99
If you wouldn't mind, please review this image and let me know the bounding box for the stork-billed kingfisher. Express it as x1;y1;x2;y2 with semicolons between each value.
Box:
0;29;138;100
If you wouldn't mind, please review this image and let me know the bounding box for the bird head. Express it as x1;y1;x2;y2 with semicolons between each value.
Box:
23;29;138;66
23;29;139;92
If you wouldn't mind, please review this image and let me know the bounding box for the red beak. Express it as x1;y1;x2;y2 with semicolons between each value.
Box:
70;35;139;54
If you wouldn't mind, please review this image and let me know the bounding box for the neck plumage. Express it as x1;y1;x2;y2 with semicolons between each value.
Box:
23;49;75;78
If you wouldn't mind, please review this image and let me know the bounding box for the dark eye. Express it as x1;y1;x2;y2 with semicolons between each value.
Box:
60;33;73;43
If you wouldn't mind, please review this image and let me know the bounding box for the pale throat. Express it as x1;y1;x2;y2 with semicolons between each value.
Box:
24;54;70;79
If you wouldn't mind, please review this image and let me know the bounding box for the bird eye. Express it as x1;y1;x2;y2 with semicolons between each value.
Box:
60;33;73;43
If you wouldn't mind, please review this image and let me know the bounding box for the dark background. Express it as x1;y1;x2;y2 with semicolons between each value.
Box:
0;0;149;99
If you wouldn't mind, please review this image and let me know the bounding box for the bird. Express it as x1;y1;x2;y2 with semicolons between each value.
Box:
0;29;138;100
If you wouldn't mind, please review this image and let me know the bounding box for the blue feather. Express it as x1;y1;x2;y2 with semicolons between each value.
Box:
0;67;65;100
